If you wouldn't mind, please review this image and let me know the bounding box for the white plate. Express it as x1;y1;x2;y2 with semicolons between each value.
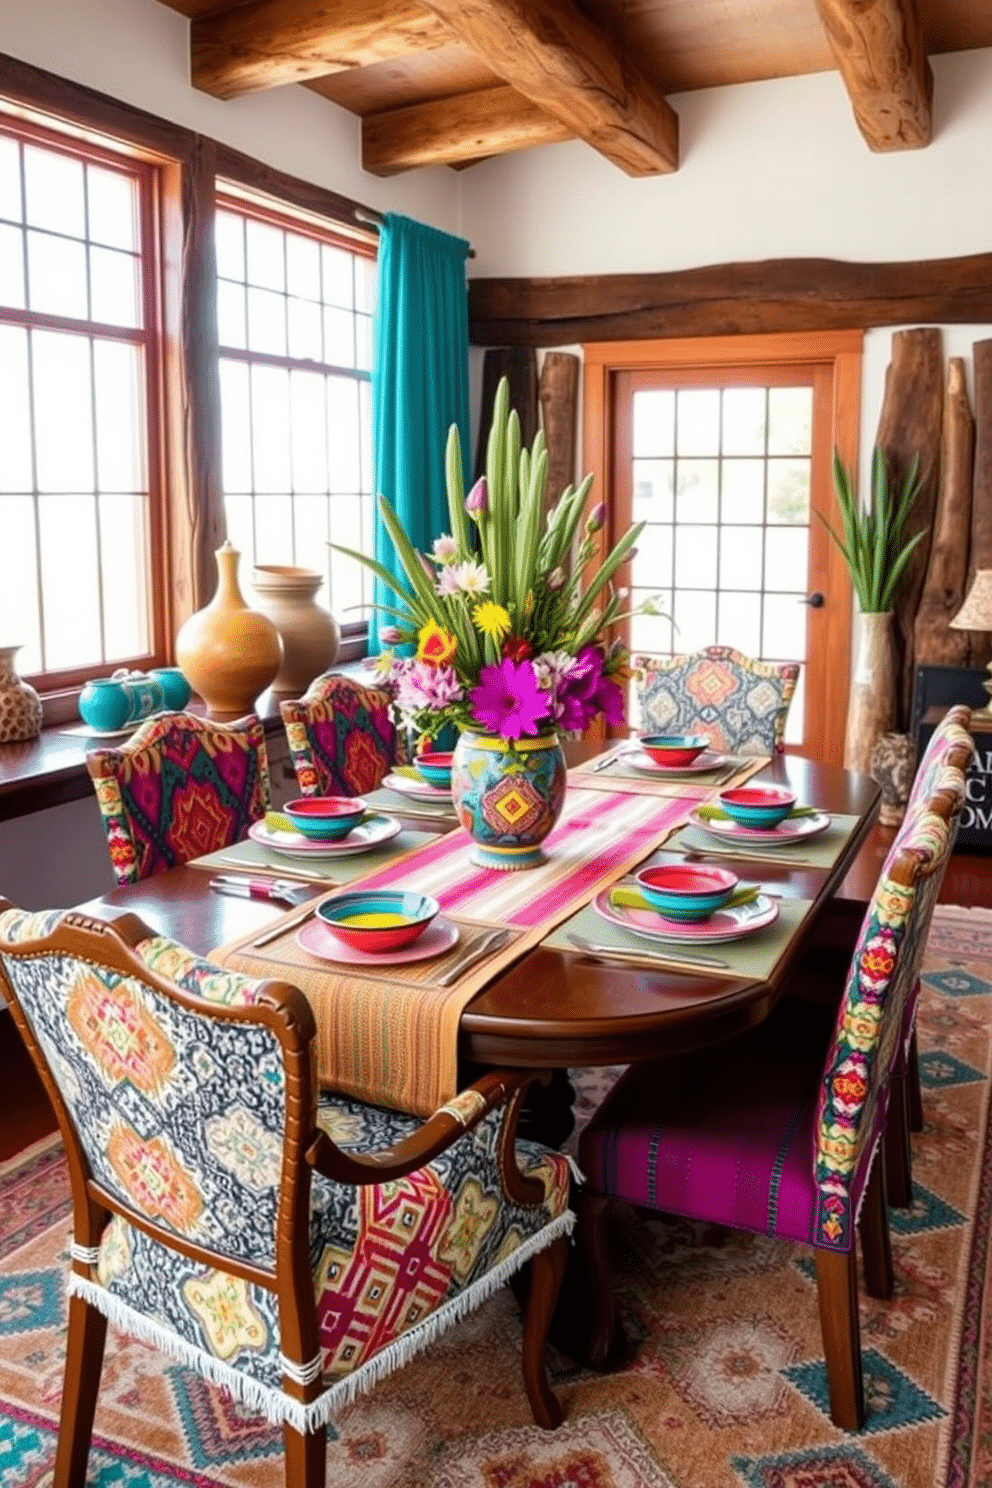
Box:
625;748;729;776
296;915;459;965
686;807;831;845
593;887;779;945
248;812;402;858
383;769;453;801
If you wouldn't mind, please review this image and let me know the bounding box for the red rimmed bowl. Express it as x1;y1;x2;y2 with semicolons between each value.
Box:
316;890;440;953
635;864;739;922
718;784;796;829
639;734;710;768
414;751;454;790
283;796;367;841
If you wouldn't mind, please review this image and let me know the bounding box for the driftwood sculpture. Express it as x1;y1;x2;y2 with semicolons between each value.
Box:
914;358;974;668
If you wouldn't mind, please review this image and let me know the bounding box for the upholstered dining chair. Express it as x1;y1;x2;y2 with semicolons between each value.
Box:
633;646;800;755
86;711;270;887
578;789;961;1431
280;672;399;798
0;903;574;1488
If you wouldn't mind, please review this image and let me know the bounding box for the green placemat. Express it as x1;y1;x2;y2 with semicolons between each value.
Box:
363;785;459;823
188;828;436;884
543;895;815;981
668;813;861;868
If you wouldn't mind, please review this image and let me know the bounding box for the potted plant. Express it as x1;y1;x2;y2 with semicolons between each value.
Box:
821;446;925;776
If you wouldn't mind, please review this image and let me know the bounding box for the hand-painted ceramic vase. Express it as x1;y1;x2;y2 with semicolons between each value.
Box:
175;542;283;721
452;729;567;870
0;644;43;743
78;669;165;733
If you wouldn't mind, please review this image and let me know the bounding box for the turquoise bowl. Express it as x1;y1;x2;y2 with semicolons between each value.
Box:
415;751;454;790
317;890;439;952
640;734;709;767
635;864;738;922
718;785;796;829
284;796;366;840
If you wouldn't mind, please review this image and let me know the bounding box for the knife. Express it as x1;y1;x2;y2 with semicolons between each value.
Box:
567;932;729;970
436;928;513;986
209;876;313;906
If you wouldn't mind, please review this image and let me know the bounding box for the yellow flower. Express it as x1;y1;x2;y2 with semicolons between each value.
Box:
472;601;511;641
416;619;458;667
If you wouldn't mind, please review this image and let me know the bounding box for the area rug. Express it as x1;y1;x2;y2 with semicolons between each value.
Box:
3;903;992;1487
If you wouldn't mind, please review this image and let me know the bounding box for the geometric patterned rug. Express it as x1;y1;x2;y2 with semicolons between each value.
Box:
2;901;992;1488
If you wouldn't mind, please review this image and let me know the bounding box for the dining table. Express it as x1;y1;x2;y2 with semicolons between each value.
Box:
71;740;880;1146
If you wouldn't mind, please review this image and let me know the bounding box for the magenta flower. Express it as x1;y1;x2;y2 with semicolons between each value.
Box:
554;646;624;733
465;476;489;515
469;658;552;740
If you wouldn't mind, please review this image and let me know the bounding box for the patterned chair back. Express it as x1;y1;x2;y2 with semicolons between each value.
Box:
633;646;800;755
0;904;314;1275
901;703;973;825
86;711;270;887
812;796;959;1250
280;673;397;797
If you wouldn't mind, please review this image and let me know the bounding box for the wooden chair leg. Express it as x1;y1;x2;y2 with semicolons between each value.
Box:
578;1193;620;1369
283;1423;326;1488
860;1152;894;1300
521;1235;567;1429
814;1246;865;1430
53;1293;107;1488
883;1073;913;1208
907;1029;924;1132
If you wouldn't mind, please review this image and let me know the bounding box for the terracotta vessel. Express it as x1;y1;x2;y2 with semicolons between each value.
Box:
175;541;283;721
0;645;43;743
844;610;897;776
251;565;339;698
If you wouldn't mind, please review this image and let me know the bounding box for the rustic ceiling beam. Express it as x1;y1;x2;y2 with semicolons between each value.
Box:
191;0;453;99
467;252;992;346
415;0;678;176
813;0;933;150
362;84;572;175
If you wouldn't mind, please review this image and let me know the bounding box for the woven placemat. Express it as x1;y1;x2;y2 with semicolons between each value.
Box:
569;754;768;797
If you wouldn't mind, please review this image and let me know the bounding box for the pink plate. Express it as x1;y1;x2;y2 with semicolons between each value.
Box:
383;769;453;801
626;749;729;776
687;806;831;844
248;813;401;858
593;887;778;945
296;915;459;965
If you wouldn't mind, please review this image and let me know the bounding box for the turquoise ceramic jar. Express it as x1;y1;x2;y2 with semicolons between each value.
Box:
78;670;166;732
149;667;192;711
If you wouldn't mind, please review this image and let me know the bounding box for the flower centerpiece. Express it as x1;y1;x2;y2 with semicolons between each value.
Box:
334;377;656;868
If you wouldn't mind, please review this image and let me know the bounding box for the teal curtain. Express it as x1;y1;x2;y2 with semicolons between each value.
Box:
370;213;471;653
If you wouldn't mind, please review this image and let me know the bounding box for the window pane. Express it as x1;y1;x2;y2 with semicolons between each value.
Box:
0;222;24;308
99;492;149;658
0;325;32;491
286;233;320;299
327;376;359;492
673;589;716;652
321;244;353;308
290;369;328;492
292;493;330;590
633;459;673;522
636;524;673;588
721;459;764;523
719;526;763;591
768;387;812;455
765;526;808;592
0;136;21;221
323;304;354;368
767;459;810;524
251;364;291;493
90;245;140;327
27;230;87;317
86;165;137;251
763;595;806;661
675;523;717;587
32;331;94;493
24;144;84;237
632;389;674;458
676;389;720;456
717;592;762;655
675;459;718;522
329;493;364;619
253;493;295;564
215;210;245;280
288;296;322;362
355;254;376;314
38;494;101;667
359;381;373;493
217;280;247;349
246;218;284;291
630;605;673;657
0;495;40;670
224;492;255;568
219;360;252;493
722;388;766;455
355;312;373;373
94;341;144;492
247;285;286;356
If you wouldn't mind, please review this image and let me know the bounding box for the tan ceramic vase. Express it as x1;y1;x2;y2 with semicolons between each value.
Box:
844;610;897;776
0;644;43;742
251;565;339;698
175;542;283;721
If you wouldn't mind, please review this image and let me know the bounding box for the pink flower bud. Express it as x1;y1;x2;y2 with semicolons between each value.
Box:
585;502;606;533
548;566;566;591
379;626;404;645
465;476;489;515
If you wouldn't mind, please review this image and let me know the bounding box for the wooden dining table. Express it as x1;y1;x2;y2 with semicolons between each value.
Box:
73;743;880;1142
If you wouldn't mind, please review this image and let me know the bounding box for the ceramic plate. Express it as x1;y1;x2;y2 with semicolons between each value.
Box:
296;914;459;965
382;769;454;801
625;748;729;776
248;812;401;858
593;887;778;944
686;807;831;845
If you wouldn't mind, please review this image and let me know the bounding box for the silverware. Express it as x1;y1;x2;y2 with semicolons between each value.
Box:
251;903;320;948
436;928;513;987
686;846;813;865
567;932;729;970
589;743;636;773
210;856;339;885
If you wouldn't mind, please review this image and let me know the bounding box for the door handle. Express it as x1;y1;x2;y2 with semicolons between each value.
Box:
801;592;825;608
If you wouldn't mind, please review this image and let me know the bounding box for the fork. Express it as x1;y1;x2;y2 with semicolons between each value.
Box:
567;932;729;970
436;928;512;986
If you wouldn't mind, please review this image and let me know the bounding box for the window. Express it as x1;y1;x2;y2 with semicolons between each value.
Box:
0;117;164;688
215;195;376;642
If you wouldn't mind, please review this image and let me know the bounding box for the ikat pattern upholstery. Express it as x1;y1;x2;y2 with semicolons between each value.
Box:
0;909;572;1432
86;712;270;887
281;673;398;798
634;646;800;755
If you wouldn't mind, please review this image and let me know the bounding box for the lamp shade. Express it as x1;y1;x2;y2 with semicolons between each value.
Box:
950;570;992;631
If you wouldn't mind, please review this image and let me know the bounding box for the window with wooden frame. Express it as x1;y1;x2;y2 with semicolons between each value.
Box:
0;113;167;692
215;192;376;649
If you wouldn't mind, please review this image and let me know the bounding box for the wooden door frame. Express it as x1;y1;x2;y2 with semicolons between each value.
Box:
582;331;863;764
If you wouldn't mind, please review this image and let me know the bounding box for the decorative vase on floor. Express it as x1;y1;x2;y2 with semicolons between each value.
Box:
844;610;897;776
175;541;283;721
452;729;567;870
251;565;339;698
0;645;42;743
870;731;917;827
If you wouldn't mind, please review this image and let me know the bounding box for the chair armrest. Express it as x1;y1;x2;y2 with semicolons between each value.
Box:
305;1069;550;1204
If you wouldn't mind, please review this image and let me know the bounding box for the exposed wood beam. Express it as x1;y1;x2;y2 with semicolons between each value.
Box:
362;84;571;175
467;252;992;346
813;0;933;150
415;0;678;176
191;0;453;99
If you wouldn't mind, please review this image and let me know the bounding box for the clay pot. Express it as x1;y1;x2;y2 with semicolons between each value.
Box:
844;611;897;776
0;645;43;743
251;565;339;698
175;542;283;721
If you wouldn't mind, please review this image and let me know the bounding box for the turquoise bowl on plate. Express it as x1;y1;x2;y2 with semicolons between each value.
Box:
635;864;738;922
718;784;796;829
284;796;366;840
317;890;439;952
415;751;454;790
640;734;709;767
